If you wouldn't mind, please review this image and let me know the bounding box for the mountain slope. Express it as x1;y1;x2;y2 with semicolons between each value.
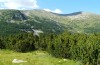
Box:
23;10;100;33
0;9;65;35
0;9;100;35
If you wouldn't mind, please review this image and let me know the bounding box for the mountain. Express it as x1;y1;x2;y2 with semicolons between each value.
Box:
0;9;100;35
0;9;64;35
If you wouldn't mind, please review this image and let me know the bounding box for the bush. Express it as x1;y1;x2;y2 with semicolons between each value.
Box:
0;39;5;49
14;40;35;52
47;32;100;65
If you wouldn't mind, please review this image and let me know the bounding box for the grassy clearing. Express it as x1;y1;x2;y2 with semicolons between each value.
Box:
0;49;82;65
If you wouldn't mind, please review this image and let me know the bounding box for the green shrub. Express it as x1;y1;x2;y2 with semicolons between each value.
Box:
14;40;35;52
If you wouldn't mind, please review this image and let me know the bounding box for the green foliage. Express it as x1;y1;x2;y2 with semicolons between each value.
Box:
0;38;5;49
15;40;35;52
0;31;100;65
47;32;100;65
1;33;36;52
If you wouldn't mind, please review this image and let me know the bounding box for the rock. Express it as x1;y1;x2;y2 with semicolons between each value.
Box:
12;59;27;63
63;59;67;61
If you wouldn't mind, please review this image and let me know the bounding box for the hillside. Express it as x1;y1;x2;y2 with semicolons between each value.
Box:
0;9;100;35
0;9;64;35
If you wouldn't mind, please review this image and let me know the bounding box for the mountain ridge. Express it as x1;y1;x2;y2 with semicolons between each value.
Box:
0;9;100;35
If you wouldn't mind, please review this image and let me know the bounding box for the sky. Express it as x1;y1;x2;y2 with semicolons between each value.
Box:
0;0;100;14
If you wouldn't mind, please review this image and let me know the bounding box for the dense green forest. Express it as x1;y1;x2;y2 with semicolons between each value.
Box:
0;31;100;65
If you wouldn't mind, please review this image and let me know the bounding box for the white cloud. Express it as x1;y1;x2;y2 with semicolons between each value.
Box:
0;0;39;10
43;9;63;14
43;9;51;12
53;9;62;14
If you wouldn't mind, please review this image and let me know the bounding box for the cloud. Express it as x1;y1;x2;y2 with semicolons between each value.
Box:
53;9;63;14
0;0;39;10
43;9;63;14
43;9;51;12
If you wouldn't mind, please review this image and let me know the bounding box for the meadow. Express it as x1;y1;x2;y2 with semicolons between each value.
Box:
0;50;82;65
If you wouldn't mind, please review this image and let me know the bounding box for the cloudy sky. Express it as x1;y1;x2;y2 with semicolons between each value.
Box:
0;0;100;14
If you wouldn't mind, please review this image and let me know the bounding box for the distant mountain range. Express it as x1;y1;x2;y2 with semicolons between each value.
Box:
0;9;100;35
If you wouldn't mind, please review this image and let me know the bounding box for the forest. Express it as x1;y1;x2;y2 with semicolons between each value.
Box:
0;31;100;65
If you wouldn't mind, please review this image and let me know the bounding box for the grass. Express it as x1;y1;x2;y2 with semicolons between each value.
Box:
0;49;82;65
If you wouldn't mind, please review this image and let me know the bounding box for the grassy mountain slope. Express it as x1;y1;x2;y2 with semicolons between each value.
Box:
0;9;100;35
21;10;100;33
0;9;64;35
